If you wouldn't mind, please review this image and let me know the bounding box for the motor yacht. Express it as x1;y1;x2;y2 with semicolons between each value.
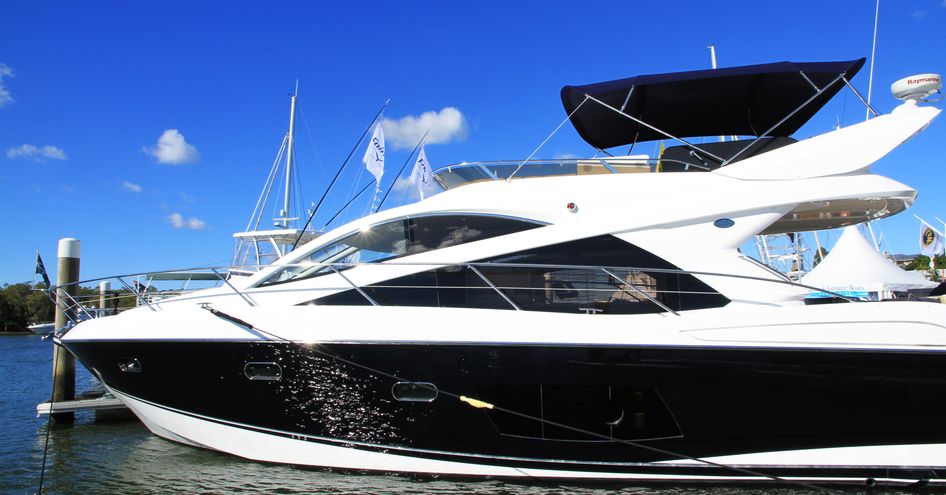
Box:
59;59;946;487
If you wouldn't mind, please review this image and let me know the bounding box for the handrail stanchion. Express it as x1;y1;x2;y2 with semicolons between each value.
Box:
468;264;521;311
600;267;679;316
211;268;256;307
329;264;379;306
117;277;157;311
58;285;96;321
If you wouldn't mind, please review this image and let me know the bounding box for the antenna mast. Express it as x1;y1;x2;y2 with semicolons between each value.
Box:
866;0;880;121
281;81;299;227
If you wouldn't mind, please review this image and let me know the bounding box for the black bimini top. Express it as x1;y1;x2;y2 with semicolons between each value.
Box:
561;58;865;149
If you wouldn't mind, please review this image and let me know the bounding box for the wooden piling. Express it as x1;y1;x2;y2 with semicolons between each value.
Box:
51;238;80;423
99;281;110;316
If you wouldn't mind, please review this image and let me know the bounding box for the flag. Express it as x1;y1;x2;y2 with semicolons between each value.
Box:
409;146;432;200
34;252;50;288
363;123;385;183
920;225;943;256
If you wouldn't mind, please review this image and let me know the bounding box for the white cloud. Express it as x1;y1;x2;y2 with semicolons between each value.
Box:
0;63;13;108
146;129;199;164
6;144;68;161
381;107;468;150
168;212;206;230
121;180;142;193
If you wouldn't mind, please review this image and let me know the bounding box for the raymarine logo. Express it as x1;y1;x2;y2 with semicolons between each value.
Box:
908;76;940;85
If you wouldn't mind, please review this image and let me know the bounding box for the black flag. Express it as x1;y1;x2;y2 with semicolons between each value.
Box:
34;253;50;288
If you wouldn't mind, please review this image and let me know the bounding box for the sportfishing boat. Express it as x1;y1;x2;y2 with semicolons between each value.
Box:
60;59;946;487
230;84;320;276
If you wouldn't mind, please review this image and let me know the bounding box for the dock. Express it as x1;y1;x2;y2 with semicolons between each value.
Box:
37;397;130;418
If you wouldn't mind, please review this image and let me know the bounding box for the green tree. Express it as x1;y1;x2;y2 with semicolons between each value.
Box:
905;255;946;271
0;283;54;332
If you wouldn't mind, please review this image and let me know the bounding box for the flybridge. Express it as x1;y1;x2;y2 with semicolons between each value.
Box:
561;59;867;151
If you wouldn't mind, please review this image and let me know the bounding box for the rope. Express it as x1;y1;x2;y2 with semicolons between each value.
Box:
201;305;839;492
36;340;62;494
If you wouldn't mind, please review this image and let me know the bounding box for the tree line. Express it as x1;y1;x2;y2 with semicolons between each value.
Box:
904;254;946;280
0;283;140;332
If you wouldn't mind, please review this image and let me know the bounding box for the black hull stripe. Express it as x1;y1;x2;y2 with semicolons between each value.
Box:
66;338;946;354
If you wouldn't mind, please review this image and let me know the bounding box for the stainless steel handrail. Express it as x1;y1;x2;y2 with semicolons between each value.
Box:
431;157;712;190
467;264;521;311
600;267;678;316
49;257;859;317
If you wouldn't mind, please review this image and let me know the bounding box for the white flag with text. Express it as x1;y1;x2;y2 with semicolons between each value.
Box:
409;146;432;199
363;123;385;183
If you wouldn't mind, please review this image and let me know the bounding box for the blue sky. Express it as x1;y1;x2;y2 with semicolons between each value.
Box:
1;1;945;285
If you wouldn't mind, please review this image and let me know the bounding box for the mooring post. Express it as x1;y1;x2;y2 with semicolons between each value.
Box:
99;281;110;316
51;238;80;423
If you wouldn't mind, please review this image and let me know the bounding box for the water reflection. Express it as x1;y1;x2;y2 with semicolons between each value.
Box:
28;419;887;495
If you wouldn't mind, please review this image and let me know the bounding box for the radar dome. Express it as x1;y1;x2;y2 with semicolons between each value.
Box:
891;74;942;102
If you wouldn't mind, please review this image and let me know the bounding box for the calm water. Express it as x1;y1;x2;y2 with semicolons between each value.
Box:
0;335;899;495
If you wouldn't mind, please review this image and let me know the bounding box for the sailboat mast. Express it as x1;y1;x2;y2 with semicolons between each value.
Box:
283;81;299;227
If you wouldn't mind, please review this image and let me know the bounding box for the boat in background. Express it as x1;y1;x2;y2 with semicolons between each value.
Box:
230;84;320;277
27;322;54;336
59;59;946;487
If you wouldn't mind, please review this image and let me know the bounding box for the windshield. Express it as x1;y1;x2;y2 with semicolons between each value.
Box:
259;214;544;286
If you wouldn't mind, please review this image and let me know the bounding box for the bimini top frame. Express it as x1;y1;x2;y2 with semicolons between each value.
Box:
561;59;867;151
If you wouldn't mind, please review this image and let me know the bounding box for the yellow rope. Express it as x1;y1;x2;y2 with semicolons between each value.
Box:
459;396;494;409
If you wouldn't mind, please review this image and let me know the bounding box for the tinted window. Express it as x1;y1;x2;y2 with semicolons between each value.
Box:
478;235;728;313
312;235;729;313
475;385;681;442
262;215;542;285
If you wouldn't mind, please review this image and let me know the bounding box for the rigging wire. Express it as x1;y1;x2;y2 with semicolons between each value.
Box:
297;105;329;184
322;180;374;230
200;304;839;493
508;96;591;181
248;135;288;232
377;129;429;210
291;144;307;229
290;100;389;252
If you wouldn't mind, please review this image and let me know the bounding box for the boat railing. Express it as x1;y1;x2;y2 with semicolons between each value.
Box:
40;267;231;326
432;157;710;191
47;260;857;324
269;260;852;315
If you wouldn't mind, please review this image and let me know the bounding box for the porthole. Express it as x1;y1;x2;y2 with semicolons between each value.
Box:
713;218;735;228
392;382;438;402
244;362;282;381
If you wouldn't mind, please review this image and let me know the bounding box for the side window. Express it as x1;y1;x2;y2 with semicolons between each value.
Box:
261;215;542;286
474;385;681;442
311;235;730;312
477;235;729;313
